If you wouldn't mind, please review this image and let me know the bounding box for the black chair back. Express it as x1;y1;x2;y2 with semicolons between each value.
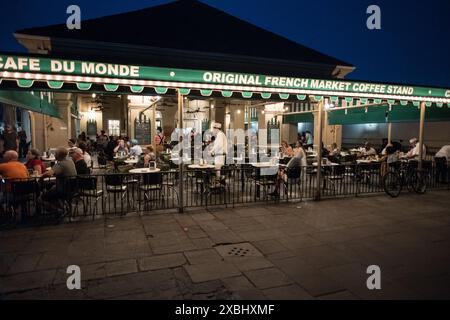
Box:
143;173;162;186
105;174;124;186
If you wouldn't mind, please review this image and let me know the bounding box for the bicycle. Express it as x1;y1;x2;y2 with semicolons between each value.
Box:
382;161;427;198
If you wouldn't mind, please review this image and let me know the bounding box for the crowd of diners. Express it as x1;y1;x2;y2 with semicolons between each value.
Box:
1;120;450;202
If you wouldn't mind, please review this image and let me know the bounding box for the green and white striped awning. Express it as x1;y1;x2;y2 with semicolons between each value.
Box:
1;54;450;108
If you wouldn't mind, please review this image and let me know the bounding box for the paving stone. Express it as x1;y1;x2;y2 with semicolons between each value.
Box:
0;269;57;294
263;284;314;300
53;262;106;285
244;268;292;289
184;249;223;265
277;234;323;250
6;253;42;274
105;259;138;277
184;262;241;283
253;239;288;255
221;276;255;291
318;290;358;300
191;237;215;250
225;257;274;272
139;253;186;271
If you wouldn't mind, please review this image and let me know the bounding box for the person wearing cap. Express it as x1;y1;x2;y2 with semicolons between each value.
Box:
210;122;228;177
406;138;426;159
69;147;90;175
129;139;143;157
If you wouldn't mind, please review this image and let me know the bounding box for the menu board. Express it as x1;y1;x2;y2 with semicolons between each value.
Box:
87;121;97;136
134;119;151;145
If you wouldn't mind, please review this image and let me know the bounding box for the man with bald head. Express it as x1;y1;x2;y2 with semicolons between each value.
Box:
0;150;29;180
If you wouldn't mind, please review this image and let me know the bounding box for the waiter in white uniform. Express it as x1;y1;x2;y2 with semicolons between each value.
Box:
210;122;228;178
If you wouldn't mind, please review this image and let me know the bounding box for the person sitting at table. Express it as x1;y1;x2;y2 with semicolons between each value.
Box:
359;142;377;158
69;148;90;175
143;145;157;167
78;142;92;168
67;138;77;150
40;147;77;208
25;149;46;175
380;144;399;176
280;140;294;157
435;144;450;183
0;150;29;181
114;139;129;157
329;143;340;157
129;139;143;157
405;138;426;160
269;143;306;198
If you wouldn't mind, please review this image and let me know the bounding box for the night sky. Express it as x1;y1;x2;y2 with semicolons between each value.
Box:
1;0;449;88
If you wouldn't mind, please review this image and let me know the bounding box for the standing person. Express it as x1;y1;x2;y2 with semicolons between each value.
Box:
0;124;19;155
154;127;165;154
17;128;28;158
210;122;228;178
304;131;313;149
97;130;109;151
105;136;116;161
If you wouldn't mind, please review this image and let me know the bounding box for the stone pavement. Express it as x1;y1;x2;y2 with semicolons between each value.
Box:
1;191;450;300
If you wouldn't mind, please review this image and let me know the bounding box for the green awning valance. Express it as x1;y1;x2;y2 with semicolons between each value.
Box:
388;104;450;123
328;105;388;125
283;113;314;124
0;90;60;118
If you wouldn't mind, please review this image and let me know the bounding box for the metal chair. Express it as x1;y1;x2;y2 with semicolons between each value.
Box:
104;174;128;215
78;176;104;220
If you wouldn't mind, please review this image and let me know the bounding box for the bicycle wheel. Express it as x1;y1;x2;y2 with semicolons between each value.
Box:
410;170;427;194
383;171;402;198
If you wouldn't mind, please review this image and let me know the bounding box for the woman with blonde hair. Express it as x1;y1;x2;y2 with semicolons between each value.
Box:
280;140;294;157
143;145;157;167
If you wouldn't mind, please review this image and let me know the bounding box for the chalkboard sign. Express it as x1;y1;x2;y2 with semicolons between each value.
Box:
134;118;151;145
87;120;97;136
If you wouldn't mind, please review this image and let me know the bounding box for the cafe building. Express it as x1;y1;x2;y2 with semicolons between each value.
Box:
1;0;450;209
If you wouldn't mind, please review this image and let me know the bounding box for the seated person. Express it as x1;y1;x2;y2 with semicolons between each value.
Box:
435;144;450;161
78;141;92;168
25;149;46;175
41;147;77;204
114;139;129;157
0;150;29;181
435;144;450;183
129;139;143;157
380;144;399;176
69;148;90;175
269;142;306;197
359;142;377;158
143;145;157;167
280;140;294;157
0;150;29;204
329;143;340;157
406;138;426;160
67;138;77;150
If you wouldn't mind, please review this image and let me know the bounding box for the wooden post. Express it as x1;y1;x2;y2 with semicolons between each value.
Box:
387;122;392;144
178;90;184;213
315;100;324;200
418;101;426;170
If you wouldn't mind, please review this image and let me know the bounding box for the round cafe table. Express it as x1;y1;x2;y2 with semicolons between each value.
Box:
129;168;161;174
188;164;215;170
124;158;139;164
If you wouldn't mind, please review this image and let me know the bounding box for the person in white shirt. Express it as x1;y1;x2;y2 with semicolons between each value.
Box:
435;144;450;183
406;138;426;160
78;141;92;168
435;145;450;161
129;139;143;157
360;142;377;157
210;122;228;178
